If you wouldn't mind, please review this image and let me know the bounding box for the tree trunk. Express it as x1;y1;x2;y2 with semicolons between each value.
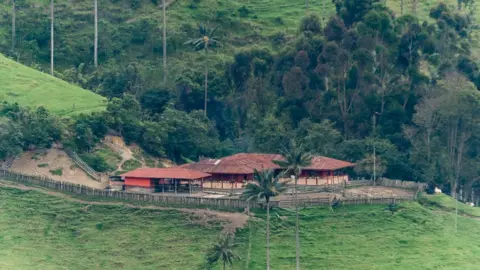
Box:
295;176;300;270
266;198;270;270
400;0;404;15
223;260;226;270
412;0;417;15
245;221;252;269
94;0;98;68
50;0;54;76
204;66;208;116
162;0;167;83
12;0;15;53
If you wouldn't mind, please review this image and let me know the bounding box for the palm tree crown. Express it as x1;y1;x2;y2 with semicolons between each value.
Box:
273;141;312;178
206;233;239;270
241;169;289;203
184;24;220;51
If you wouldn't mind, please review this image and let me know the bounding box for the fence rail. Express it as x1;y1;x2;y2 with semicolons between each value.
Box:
278;196;414;208
0;170;268;209
0;157;15;170
379;178;427;190
0;170;417;210
65;150;101;182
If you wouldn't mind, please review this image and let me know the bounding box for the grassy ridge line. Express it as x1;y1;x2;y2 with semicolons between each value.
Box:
0;53;106;116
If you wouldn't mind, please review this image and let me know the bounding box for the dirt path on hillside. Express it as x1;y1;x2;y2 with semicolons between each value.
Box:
0;181;249;234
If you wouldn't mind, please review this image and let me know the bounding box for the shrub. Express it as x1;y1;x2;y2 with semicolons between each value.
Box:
49;168;63;176
96;223;104;230
80;153;115;172
274;17;284;25
300;14;322;35
238;6;251;18
37;163;49;168
122;159;142;171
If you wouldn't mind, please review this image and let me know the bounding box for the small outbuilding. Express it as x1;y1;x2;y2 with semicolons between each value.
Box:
120;168;211;193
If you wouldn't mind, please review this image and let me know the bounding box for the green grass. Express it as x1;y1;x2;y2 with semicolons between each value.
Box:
0;53;106;116
37;163;49;168
420;193;480;217
49;168;63;176
1;181;480;270
234;196;480;270
95;147;123;169
0;186;223;269
122;159;142;171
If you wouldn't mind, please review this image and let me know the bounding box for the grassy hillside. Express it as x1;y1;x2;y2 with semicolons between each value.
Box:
1;182;479;270
0;186;222;269
0;53;105;116
2;0;478;86
237;196;480;270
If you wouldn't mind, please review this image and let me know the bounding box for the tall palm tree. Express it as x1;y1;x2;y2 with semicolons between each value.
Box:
94;0;98;68
241;169;289;270
162;0;167;83
273;141;312;270
184;24;220;116
50;0;54;76
205;233;239;270
11;0;15;54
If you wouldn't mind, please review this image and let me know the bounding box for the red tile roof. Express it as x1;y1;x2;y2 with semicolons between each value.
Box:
121;168;211;180
180;153;354;174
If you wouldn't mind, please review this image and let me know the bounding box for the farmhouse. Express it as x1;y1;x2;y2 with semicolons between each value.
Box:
120;168;211;193
180;153;354;189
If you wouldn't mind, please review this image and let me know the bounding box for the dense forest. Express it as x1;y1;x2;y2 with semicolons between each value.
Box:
1;0;480;199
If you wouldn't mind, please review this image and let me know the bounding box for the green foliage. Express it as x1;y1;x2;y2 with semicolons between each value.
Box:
205;233;240;269
79;152;115;173
49;168;63;176
0;120;23;160
0;0;479;195
241;169;289;203
0;103;63;159
37;163;49;168
121;159;142;172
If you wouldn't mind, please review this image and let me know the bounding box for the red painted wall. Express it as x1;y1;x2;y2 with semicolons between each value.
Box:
124;177;153;188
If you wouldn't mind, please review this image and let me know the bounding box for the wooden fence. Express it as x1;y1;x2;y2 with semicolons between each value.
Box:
278;196;414;208
378;178;427;190
0;170;268;209
0;170;417;209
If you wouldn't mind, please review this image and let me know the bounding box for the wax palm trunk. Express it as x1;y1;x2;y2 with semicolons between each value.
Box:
266;198;271;270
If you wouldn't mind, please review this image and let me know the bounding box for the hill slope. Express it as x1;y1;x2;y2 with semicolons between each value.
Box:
0;180;479;269
0;53;105;116
2;0;477;86
237;195;480;269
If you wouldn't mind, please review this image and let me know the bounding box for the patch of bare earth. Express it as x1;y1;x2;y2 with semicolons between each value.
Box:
346;186;415;197
9;149;107;189
0;181;248;234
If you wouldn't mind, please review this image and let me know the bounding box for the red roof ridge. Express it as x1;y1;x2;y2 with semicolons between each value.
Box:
179;153;354;174
121;167;211;180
